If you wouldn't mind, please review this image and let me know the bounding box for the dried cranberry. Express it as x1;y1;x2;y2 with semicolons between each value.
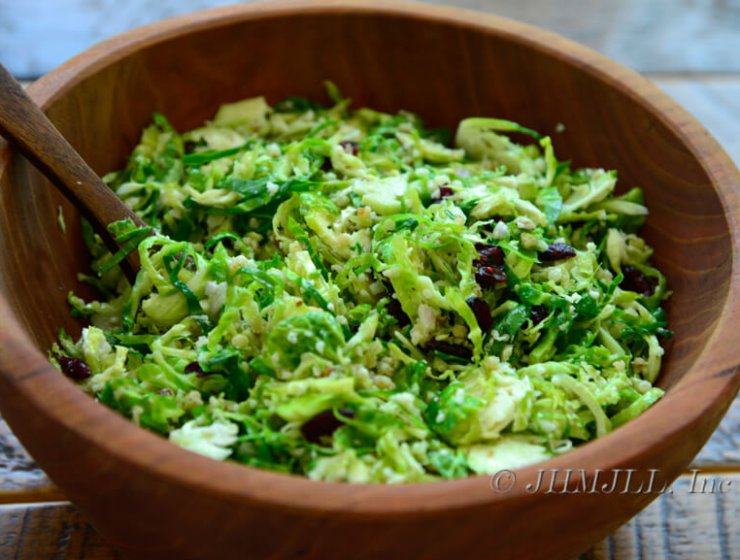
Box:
539;242;577;262
425;339;473;360
386;298;411;327
185;361;207;376
474;242;505;267
620;265;657;297
59;357;91;381
301;408;355;444
530;305;548;326
431;185;454;203
475;266;507;288
339;141;359;156
466;297;493;332
438;185;454;198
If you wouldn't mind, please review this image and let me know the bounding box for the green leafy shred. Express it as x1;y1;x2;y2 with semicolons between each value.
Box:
51;84;671;483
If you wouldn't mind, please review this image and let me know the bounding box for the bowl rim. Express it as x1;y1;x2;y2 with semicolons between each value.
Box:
0;0;739;517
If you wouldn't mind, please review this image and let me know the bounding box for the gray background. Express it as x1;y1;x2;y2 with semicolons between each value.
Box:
2;0;740;78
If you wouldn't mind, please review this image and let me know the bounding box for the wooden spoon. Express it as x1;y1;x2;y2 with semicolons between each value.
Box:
0;63;144;281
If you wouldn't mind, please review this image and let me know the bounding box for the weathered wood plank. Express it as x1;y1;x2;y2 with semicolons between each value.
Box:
691;393;740;467
0;418;64;504
3;0;740;77
0;502;119;559
589;473;740;560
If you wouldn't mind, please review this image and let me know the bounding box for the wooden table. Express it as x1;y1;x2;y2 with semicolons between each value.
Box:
1;2;739;557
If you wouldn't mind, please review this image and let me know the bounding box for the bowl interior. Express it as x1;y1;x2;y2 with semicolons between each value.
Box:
0;7;731;397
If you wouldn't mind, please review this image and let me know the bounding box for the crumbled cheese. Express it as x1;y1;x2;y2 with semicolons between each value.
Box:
514;216;536;231
390;392;416;410
373;375;395;390
266;142;281;157
482;356;502;372
492;220;509;240
204;281;228;317
634;378;652;394
369;282;385;296
410;304;439;345
181;390;204;411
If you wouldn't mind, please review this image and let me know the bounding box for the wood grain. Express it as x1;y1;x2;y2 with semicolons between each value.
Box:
0;2;738;560
0;502;119;559
651;74;740;470
589;473;740;560
1;473;737;559
0;394;733;507
0;64;142;281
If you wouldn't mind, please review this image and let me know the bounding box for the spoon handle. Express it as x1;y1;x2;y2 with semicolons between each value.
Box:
0;63;143;279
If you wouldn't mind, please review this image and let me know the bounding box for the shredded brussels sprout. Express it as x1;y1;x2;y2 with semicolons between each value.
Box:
51;83;671;483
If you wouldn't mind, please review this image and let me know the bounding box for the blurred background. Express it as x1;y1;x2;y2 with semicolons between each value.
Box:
1;0;740;78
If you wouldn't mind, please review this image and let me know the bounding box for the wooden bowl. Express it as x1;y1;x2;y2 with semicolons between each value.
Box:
0;1;738;558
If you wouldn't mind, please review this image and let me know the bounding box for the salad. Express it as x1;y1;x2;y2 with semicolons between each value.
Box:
52;84;670;483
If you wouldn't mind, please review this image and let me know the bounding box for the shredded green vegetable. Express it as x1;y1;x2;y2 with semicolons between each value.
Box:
51;83;671;482
57;205;66;234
